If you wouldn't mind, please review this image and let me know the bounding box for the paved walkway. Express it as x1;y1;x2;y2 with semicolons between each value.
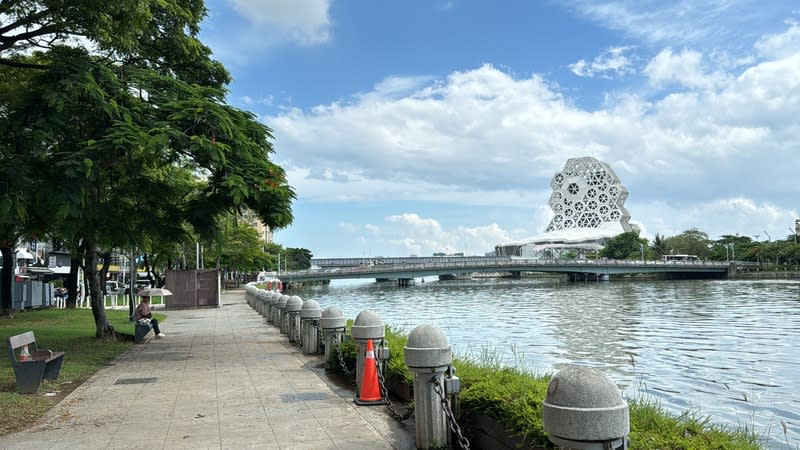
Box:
1;290;415;449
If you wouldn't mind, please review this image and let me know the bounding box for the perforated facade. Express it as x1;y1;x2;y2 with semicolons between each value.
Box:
545;157;632;232
495;156;635;258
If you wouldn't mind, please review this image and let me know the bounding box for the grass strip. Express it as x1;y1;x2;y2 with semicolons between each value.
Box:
0;308;165;435
344;325;764;449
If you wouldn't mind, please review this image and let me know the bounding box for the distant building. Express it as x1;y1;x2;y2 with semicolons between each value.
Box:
496;156;638;258
241;209;274;243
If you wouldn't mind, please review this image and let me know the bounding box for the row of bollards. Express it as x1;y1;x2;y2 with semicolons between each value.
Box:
244;283;630;450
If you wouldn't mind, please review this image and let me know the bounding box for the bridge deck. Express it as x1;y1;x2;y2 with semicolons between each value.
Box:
279;257;740;283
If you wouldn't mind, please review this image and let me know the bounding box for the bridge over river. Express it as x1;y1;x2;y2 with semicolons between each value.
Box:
278;256;750;285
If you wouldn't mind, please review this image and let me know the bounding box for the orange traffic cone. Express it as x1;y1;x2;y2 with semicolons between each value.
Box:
19;345;31;361
355;339;385;405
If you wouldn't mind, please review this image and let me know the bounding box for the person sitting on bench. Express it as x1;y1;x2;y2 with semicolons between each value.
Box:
134;296;165;338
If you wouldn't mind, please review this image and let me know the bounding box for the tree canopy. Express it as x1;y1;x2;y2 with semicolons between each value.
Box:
599;231;646;260
0;0;295;333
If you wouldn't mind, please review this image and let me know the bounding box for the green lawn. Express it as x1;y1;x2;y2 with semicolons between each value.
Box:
0;307;164;435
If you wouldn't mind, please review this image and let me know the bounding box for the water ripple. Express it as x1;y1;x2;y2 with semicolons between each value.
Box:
296;278;800;449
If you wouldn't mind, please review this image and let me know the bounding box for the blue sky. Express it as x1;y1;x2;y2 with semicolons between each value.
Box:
200;0;800;258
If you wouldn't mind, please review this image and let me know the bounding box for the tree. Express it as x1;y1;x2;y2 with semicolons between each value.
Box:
1;1;295;335
651;233;667;258
207;216;272;274
285;248;313;271
600;231;646;260
663;228;711;259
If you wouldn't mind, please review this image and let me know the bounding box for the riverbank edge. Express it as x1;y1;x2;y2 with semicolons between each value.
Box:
333;325;763;449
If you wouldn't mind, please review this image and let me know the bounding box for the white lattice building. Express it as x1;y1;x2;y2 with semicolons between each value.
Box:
496;156;637;258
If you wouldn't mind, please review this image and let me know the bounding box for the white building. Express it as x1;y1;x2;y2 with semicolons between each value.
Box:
496;156;637;258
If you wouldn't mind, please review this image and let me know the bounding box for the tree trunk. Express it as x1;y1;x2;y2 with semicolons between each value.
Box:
98;250;111;294
84;238;114;339
65;255;81;308
1;242;14;318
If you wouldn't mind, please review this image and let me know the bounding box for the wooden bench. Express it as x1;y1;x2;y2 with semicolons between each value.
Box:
7;331;65;394
135;319;153;344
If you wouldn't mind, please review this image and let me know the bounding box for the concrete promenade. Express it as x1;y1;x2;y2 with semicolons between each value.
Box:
1;290;415;449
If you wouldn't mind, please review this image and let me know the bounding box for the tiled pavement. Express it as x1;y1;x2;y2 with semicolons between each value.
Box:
0;290;415;449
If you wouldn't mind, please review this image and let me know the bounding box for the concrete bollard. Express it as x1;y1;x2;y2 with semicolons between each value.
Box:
266;292;278;323
300;299;322;354
542;366;630;450
404;324;452;450
351;310;385;395
276;295;289;333
245;285;256;307
257;290;269;316
320;306;347;370
285;296;303;343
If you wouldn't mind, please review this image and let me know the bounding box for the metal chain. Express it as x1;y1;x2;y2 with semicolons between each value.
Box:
315;320;324;350
432;375;470;450
375;345;414;421
335;341;353;376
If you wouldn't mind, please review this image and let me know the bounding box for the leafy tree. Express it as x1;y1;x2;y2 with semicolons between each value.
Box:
207;216;272;273
1;1;295;335
285;248;313;271
0;64;47;316
663;228;711;259
651;233;667;259
600;231;647;260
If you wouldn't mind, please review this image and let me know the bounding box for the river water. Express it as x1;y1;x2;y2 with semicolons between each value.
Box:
291;277;800;449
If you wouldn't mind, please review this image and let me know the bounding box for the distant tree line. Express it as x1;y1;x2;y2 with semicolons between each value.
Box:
599;228;800;267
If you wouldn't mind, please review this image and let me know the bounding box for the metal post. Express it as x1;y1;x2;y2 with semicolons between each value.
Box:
404;324;453;449
320;306;346;369
285;296;302;341
301;300;322;354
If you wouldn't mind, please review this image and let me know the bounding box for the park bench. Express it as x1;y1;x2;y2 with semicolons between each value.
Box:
7;331;65;394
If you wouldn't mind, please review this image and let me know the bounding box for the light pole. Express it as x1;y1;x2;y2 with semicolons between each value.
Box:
640;243;644;263
725;243;729;261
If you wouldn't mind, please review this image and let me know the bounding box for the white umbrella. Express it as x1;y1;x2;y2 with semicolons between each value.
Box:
137;288;173;297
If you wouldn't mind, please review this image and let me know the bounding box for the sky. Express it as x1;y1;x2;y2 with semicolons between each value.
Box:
199;0;800;258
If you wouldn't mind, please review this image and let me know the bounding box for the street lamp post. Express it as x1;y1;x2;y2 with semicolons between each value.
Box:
640;243;644;263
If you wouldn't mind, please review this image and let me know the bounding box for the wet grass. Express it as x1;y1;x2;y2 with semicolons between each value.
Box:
0;308;165;436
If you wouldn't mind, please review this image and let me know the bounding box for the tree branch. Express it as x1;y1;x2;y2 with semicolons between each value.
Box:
0;23;64;52
0;7;53;35
0;57;48;69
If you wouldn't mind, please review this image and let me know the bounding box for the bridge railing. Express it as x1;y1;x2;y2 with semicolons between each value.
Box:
283;257;732;279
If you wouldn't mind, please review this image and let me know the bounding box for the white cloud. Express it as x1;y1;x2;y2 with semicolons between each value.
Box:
338;222;357;232
227;0;332;45
631;198;797;241
241;95;275;107
269;22;800;248
644;47;727;90
755;20;800;58
563;0;776;48
380;214;514;256
569;46;637;78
